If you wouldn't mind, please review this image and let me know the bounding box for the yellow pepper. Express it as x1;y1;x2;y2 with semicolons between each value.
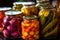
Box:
23;32;28;36
44;9;50;17
39;9;50;17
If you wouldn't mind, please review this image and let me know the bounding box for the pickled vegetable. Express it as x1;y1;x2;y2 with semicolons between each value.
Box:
0;11;4;31
38;9;50;25
22;18;39;40
21;6;38;16
44;25;58;37
3;11;23;38
42;18;58;34
3;29;10;37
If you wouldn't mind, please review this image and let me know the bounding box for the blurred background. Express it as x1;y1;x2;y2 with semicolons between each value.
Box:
0;0;54;7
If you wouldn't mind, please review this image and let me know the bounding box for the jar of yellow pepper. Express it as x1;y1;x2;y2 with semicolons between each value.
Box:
21;2;39;16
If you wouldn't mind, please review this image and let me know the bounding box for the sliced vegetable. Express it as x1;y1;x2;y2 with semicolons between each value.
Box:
7;25;16;32
3;29;10;37
9;18;16;25
23;32;28;36
30;31;34;35
11;31;18;38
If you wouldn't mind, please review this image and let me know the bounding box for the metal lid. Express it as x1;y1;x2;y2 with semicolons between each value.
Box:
5;10;22;15
39;2;53;9
0;7;11;11
22;2;35;5
23;15;38;20
13;2;35;5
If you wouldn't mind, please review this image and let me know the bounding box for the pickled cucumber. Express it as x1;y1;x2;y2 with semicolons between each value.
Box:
42;18;58;34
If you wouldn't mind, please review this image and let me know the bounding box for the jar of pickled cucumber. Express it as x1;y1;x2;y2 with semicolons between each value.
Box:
0;7;11;32
2;11;23;38
21;2;39;16
38;4;58;39
21;15;39;40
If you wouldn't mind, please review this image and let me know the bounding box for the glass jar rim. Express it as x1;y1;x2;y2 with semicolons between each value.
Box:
13;2;35;6
23;15;38;20
5;10;22;15
0;7;11;11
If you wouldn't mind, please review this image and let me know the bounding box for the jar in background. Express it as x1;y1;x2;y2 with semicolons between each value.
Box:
0;7;11;31
21;15;39;40
12;2;23;11
2;11;23;38
21;2;39;16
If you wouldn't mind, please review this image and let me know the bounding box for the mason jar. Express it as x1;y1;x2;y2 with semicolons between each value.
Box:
38;5;58;39
21;2;39;16
2;11;23;38
12;2;23;11
21;15;39;40
0;7;11;32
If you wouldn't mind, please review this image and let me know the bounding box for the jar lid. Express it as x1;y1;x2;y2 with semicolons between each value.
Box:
39;0;49;2
13;2;23;5
0;7;11;11
39;2;53;9
22;2;35;5
5;10;22;15
23;15;38;20
13;2;35;5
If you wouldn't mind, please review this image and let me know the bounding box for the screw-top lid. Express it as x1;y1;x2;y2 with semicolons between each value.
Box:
0;7;11;11
13;2;23;5
23;15;38;20
39;2;53;9
22;2;35;6
13;2;35;6
5;10;22;15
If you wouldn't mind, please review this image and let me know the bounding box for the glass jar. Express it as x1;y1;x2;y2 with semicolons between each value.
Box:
21;15;39;40
2;11;23;38
12;2;23;11
39;5;58;39
21;2;39;16
0;7;11;32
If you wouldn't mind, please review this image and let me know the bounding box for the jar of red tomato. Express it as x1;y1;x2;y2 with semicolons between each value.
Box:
2;11;23;38
0;7;11;31
21;15;39;40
